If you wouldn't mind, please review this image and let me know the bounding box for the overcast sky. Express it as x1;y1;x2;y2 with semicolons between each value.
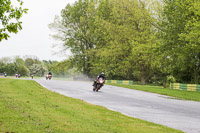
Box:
0;0;77;61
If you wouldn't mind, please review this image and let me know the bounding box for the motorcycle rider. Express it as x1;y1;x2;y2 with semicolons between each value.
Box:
92;72;106;86
4;72;7;77
48;71;52;75
30;74;34;79
46;71;53;80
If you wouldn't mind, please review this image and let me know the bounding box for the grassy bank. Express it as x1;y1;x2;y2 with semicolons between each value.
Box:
0;78;182;133
107;83;200;102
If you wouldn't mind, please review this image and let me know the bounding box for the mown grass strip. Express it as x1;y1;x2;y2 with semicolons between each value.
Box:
0;79;182;133
106;83;200;102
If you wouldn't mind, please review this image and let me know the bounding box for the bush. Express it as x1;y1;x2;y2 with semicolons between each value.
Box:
167;75;176;83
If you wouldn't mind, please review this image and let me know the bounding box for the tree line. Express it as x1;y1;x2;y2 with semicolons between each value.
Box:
49;0;200;85
1;0;200;86
0;56;74;78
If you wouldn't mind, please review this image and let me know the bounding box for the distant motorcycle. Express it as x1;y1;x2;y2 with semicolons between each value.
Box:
93;77;105;92
46;74;52;80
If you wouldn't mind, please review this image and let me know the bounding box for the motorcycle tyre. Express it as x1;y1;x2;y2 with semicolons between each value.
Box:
96;84;101;92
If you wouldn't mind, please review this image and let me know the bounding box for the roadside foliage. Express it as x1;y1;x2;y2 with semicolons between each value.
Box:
0;0;28;41
49;0;200;85
1;0;200;85
49;0;161;84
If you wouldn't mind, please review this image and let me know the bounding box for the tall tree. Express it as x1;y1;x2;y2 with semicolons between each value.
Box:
89;0;159;83
15;57;29;76
159;0;200;83
49;0;97;76
50;0;160;83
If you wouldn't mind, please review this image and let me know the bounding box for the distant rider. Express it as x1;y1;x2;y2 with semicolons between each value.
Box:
46;71;52;80
4;72;7;77
31;74;34;79
48;71;52;75
93;72;106;86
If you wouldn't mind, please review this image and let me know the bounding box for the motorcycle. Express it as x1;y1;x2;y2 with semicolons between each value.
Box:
93;78;105;92
46;74;52;80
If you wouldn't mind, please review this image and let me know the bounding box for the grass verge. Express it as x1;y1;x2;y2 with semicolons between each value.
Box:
0;78;182;133
107;83;200;102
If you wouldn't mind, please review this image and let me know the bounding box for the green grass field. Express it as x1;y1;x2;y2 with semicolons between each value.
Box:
0;78;183;133
107;83;200;101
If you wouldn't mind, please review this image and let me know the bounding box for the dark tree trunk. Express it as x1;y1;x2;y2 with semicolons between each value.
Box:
141;76;146;85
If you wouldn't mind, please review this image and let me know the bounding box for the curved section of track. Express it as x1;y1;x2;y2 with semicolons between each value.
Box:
36;79;200;133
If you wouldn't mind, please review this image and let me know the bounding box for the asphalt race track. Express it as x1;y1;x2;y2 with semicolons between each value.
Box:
36;79;200;133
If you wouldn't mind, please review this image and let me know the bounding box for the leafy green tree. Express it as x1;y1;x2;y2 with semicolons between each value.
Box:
17;65;29;76
29;64;46;77
14;57;29;76
49;0;97;76
6;63;18;75
25;58;34;68
0;0;28;41
178;1;200;83
0;62;18;76
42;60;51;71
50;60;72;77
159;0;200;83
50;0;161;83
0;57;17;75
89;0;159;83
15;57;25;66
0;62;6;73
24;57;48;77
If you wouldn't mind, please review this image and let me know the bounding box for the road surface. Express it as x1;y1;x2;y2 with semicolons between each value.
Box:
35;79;200;133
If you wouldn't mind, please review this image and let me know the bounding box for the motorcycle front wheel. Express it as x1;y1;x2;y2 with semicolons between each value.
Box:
96;84;101;92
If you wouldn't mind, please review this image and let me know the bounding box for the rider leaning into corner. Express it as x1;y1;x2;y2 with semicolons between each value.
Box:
46;71;53;80
92;72;106;86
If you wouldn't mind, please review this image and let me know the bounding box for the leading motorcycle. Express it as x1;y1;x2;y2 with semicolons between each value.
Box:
93;77;105;92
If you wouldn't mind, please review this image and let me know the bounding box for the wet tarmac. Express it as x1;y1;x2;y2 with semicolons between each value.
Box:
36;79;200;133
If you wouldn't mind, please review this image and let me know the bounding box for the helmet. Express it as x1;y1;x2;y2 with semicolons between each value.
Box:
101;72;105;75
